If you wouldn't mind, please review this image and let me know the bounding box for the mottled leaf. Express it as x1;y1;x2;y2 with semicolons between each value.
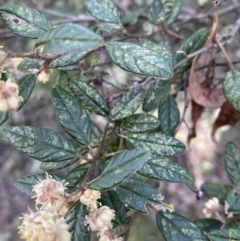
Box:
96;23;121;34
140;39;172;62
201;182;233;204
226;191;240;215
0;111;9;125
66;163;89;186
18;58;43;70
209;229;240;241
18;74;36;110
84;0;120;23
0;4;52;38
149;0;182;26
50;50;93;68
156;211;209;241
3;126;77;162
88;149;149;190
35;23;102;53
106;41;173;78
224;142;240;185
109;87;144;121
194;219;222;233
70;81;109;116
65;201;91;241
174;28;208;74
128;132;185;156
40;157;79;171
112;176;161;214
143;80;171;112
119;114;160;132
52;86;92;145
16;173;75;195
158;95;180;136
223;70;240;111
138;155;192;183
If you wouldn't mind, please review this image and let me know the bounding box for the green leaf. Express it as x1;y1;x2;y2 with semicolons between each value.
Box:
174;28;208;74
224;142;240;185
158;95;180;136
96;23;121;34
156;211;209;241
128;132;185;156
18;58;43;70
140;39;172;63
3;125;77;162
0;4;52;38
223;70;240;111
35;23;102;53
194;219;222;233
226;191;240;215
84;0;120;23
88;149;149;190
66;163;89;186
209;229;240;241
69;81;109;116
106;41;173;78
40;157;79;171
18;74;36;110
143;80;171;112
16;173;75;195
112;176;161;214
52;86;92;145
138;155;192;183
109;87;145;121
50;50;93;68
100;191;128;226
149;0;182;26
65;201;91;241
0;111;9;125
119;114;160;132
201;182;233;204
121;8;144;25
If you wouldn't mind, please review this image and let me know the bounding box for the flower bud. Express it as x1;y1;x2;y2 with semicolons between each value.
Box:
203;197;219;218
18;210;71;241
0;79;20;112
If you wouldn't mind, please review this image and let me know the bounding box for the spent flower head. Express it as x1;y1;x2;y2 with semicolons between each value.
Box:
33;174;68;215
18;210;71;241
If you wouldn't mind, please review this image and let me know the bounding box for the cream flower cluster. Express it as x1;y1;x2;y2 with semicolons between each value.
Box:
0;78;20;112
18;210;71;241
18;175;71;241
80;189;122;241
202;197;219;218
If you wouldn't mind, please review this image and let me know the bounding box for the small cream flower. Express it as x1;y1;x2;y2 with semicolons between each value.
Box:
33;174;68;215
38;69;51;84
0;78;20;112
203;197;219;218
80;189;101;211
18;210;71;241
85;206;115;231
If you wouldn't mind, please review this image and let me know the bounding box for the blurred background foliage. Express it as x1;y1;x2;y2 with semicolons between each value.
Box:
1;0;240;240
